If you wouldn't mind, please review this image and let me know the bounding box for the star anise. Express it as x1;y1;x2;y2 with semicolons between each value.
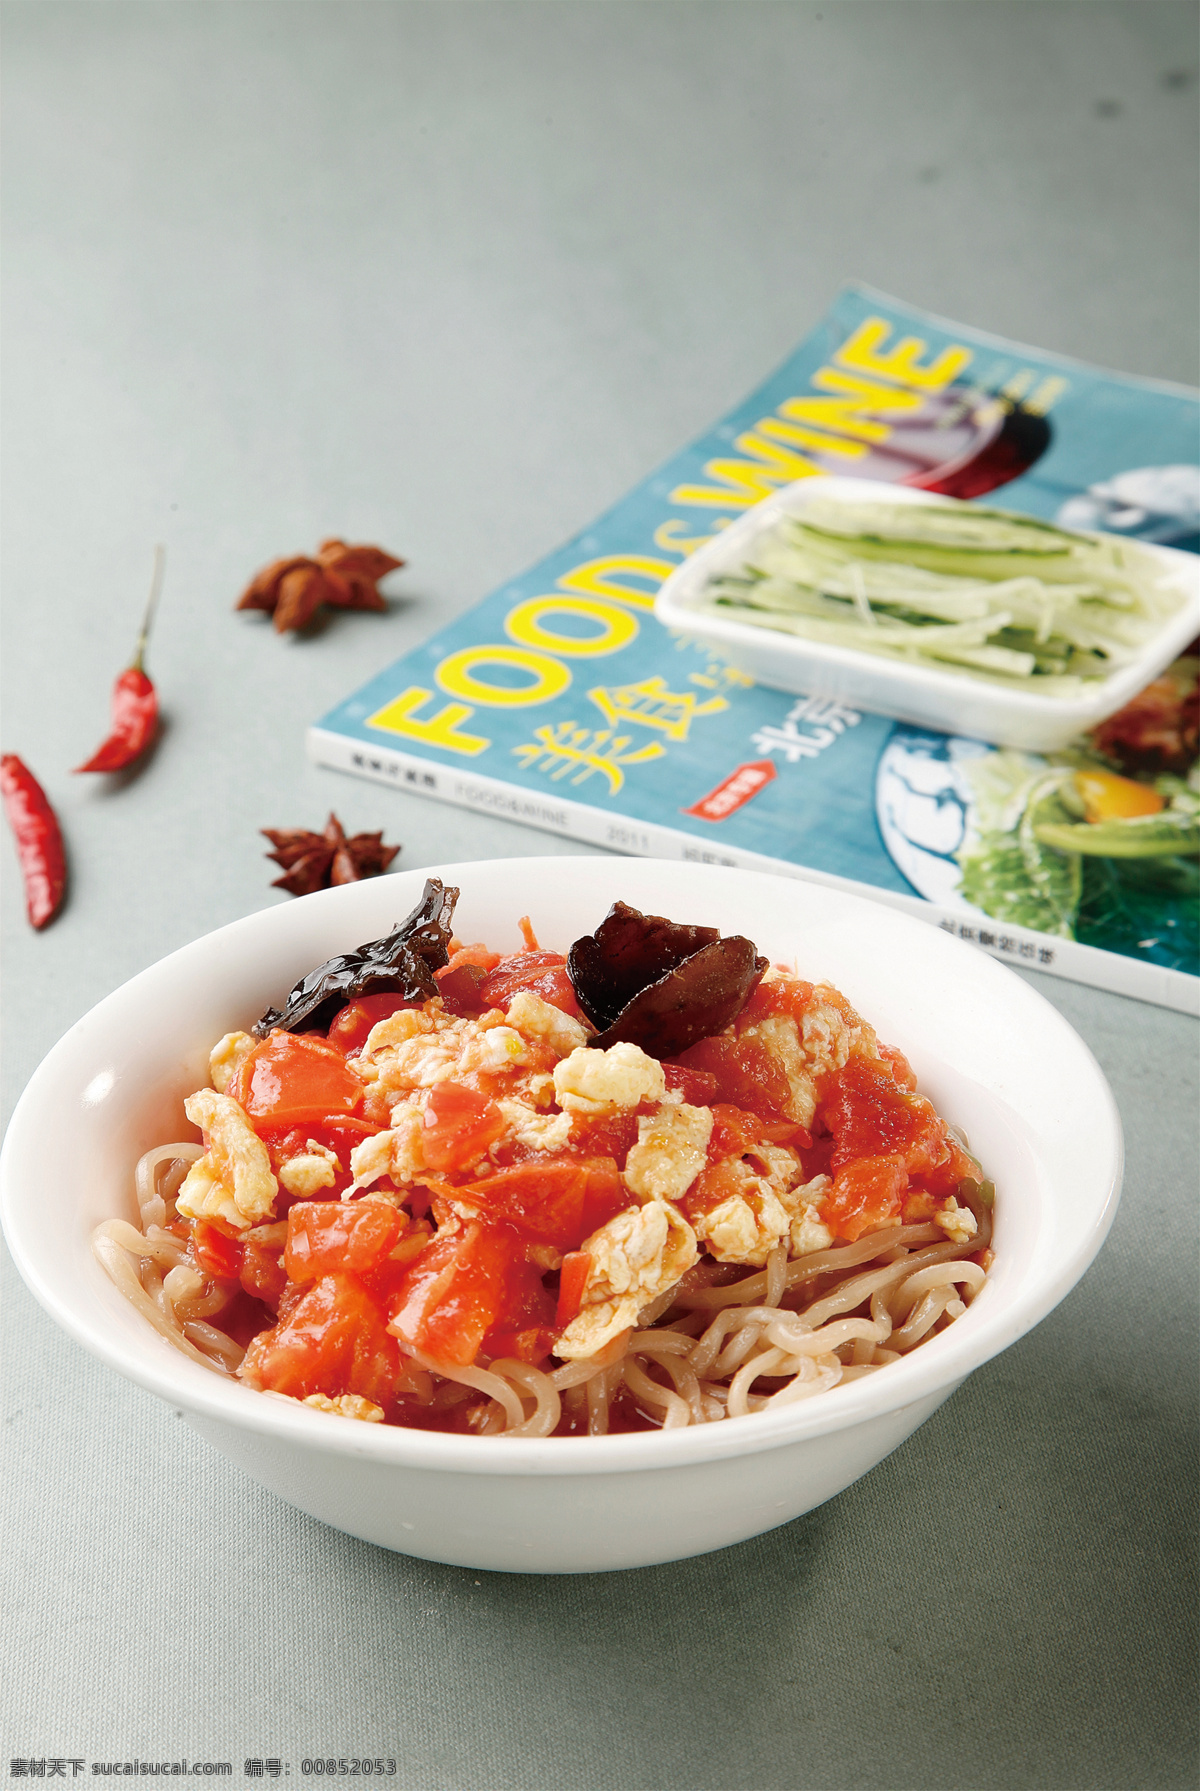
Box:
237;539;404;634
263;813;401;896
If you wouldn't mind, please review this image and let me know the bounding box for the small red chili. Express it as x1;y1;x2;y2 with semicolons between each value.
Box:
76;546;165;774
1;754;67;929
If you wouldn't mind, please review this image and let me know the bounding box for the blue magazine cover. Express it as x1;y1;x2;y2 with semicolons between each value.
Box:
311;287;1200;1012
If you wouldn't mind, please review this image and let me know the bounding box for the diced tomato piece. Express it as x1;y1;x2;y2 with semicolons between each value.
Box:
453;1160;586;1245
555;1251;592;1329
740;974;816;1025
879;1043;918;1092
434;963;490;1016
233;1031;364;1127
707;1102;764;1161
421;1082;509;1173
561;1110;638;1166
240;1235;288;1309
452;1156;625;1251
326;994;417;1057
678;1158;748;1224
387;1221;524;1366
919;1136;979;1198
819;1154;908;1242
240;1272;399;1404
674;1033;794;1123
479;951;582;1018
284;1199;407;1283
482;1250;555;1358
705;1102;812;1163
192;1220;244;1280
758;1119;812;1147
577;1157;629;1238
823;1053;947;1176
317;1115;383;1155
662;1062;720;1106
257;1124;310;1169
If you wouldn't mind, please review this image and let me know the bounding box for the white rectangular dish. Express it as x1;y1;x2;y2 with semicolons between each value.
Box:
653;476;1200;751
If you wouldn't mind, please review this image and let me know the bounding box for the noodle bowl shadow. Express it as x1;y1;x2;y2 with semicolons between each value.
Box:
0;858;1122;1573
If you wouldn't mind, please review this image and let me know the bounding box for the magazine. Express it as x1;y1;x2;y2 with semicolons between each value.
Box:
310;286;1200;1014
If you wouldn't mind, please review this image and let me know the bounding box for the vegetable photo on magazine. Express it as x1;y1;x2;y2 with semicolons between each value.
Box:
310;287;1200;1013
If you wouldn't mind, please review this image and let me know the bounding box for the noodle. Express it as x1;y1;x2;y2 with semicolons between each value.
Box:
498;1361;562;1439
93;1225;229;1373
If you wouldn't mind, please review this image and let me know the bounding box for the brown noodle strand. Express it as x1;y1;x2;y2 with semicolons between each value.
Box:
181;1320;245;1369
488;1360;562;1438
765;1356;842;1410
801;1240;973;1330
764;1244;787;1309
135;1144;203;1230
92;1228;231;1374
892;1289;956;1351
409;1351;527;1431
680;1225;944;1311
630;1341;706;1424
890;1260;987;1321
621;1357;691;1429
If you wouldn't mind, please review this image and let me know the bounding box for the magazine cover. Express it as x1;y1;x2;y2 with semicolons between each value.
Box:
311;286;1200;1013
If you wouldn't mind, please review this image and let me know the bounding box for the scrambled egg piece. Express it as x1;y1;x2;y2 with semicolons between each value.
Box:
504;989;588;1057
353;1021;466;1096
353;1005;538;1106
780;1174;836;1256
362;1008;435;1057
690;1159;792;1266
278;1139;340;1197
302;1393;385;1422
624;1103;713;1204
556;1201;698;1359
349;1103;426;1190
174;1158;242;1232
178;1089;277;1228
553;1042;666;1114
456;1024;532;1076
934;1200;978;1246
691;1144;831;1265
496;1098;573;1154
208;1031;256;1095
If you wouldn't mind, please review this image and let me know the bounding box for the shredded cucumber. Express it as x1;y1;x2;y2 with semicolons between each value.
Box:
699;496;1187;695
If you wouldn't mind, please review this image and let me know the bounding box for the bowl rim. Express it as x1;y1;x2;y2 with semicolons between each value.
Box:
1;856;1124;1478
653;475;1200;727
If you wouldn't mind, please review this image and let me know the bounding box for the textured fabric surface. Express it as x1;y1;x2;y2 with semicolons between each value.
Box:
2;5;1198;1787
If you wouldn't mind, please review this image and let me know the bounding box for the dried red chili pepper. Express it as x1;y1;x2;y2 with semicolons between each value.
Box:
1;754;67;928
76;547;164;774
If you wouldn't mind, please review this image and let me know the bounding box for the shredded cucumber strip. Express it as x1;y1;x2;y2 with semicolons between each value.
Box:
697;497;1186;694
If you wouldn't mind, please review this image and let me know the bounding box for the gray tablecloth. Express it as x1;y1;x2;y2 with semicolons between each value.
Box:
3;5;1197;1787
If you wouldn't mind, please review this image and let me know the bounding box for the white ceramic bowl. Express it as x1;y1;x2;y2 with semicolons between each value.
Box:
654;476;1200;752
1;858;1122;1573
